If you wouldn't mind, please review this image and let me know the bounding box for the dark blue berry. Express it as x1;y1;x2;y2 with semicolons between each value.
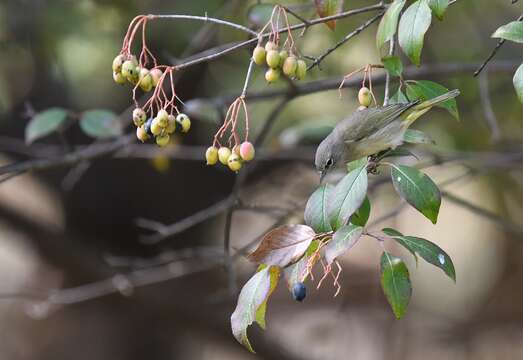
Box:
144;118;154;137
292;282;306;302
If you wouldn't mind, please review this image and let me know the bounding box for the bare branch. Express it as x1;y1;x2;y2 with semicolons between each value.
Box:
478;71;502;142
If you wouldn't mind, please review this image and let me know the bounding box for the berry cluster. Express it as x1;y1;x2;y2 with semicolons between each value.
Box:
112;54;163;93
252;41;307;83
205;141;255;172
134;107;191;147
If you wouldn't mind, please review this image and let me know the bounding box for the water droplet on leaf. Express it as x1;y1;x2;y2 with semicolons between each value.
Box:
438;254;445;265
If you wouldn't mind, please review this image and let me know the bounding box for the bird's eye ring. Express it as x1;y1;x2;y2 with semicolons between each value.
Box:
326;158;333;167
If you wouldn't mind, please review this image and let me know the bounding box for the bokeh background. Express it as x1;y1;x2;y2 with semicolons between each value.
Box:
1;0;523;359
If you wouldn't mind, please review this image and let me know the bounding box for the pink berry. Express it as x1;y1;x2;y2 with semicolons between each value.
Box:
239;142;255;161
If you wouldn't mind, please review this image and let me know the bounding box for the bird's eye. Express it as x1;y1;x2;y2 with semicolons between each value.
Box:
326;158;333;168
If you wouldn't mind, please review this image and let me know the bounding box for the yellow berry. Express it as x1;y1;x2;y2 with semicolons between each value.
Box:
150;68;163;87
296;60;307;80
156;134;170;147
265;41;278;51
266;50;281;69
282;56;298;77
121;60;137;79
166;114;176;134
113;72;126;85
252;46;266;66
133;108;147;127
239;141;255;161
358;87;372;107
205;146;219;165
136;125;149;142
151;117;163;135
218;147;231;165
265;68;280;83
157;109;169;128
112;55;125;73
279;50;288;65
227;153;242;172
176;113;191;133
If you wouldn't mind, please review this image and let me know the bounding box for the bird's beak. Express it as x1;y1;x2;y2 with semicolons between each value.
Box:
319;171;325;184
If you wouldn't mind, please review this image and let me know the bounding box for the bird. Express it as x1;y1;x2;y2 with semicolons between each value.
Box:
315;89;460;182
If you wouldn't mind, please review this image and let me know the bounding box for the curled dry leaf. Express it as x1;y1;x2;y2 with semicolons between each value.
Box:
248;224;316;268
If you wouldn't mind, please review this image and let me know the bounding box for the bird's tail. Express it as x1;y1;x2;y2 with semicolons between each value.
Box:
403;89;460;127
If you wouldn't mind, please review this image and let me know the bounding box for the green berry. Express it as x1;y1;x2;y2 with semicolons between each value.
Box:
166;114;176;134
239;141;255;161
266;50;281;69
279;50;288;65
133;108;147;127
265;41;278;51
121;60;137;78
227;153;242;172
113;72;126;85
151;117;163;136
252;46;266;66
156;109;169;128
205;146;219;165
112;55;125;73
150;68;163;87
296;60;307;80
176;113;191;133
282;56;298;77
136;125;149;142
265;68;280;83
139;74;153;92
218;147;231;165
156;134;170;147
358;87;372;107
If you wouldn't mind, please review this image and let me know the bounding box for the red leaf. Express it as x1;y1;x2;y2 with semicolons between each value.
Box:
314;0;344;30
248;224;316;267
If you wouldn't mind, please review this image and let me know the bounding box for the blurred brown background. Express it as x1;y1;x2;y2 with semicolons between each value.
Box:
1;0;523;359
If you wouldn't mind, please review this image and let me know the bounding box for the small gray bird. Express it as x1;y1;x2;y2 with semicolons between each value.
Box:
315;89;460;182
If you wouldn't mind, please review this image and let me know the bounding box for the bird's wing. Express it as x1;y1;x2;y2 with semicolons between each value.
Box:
337;102;417;144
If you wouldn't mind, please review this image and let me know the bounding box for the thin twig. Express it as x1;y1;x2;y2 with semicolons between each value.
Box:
149;14;258;36
478;71;502;142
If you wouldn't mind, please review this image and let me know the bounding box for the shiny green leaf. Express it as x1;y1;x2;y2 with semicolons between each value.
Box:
350;196;371;227
324;224;363;265
79;110;122;138
380;251;412;319
398;0;432;66
428;0;449;20
376;0;406;50
304;184;334;233
382;55;403;77
383;228;456;282
492;21;523;43
389;88;409;104
513;63;523;103
390;164;441;224
406;80;459;120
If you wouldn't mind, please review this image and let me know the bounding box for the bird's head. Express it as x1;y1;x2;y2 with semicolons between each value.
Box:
315;135;345;183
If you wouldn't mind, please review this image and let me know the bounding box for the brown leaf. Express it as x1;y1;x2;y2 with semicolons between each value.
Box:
248;224;316;267
314;0;344;30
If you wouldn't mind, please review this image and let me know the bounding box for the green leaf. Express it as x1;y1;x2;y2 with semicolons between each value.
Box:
231;266;280;353
377;147;419;160
246;4;275;28
389;88;409;104
324;224;363;265
79;110;122;138
346;157;368;173
376;0;407;50
304;184;334;233
406;80;459;120
390;164;441;224
350;196;371;227
428;0;449;20
328;161;368;230
248;225;316;267
383;228;456;282
380;251;412;319
513;63;523;103
314;0;344;30
382;55;404;77
403;129;435;144
398;0;432;66
492;21;523;43
25;108;68;144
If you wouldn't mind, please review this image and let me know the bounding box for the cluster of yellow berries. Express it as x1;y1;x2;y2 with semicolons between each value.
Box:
133;108;191;147
252;41;307;83
205;142;255;172
357;87;372;109
112;54;163;92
